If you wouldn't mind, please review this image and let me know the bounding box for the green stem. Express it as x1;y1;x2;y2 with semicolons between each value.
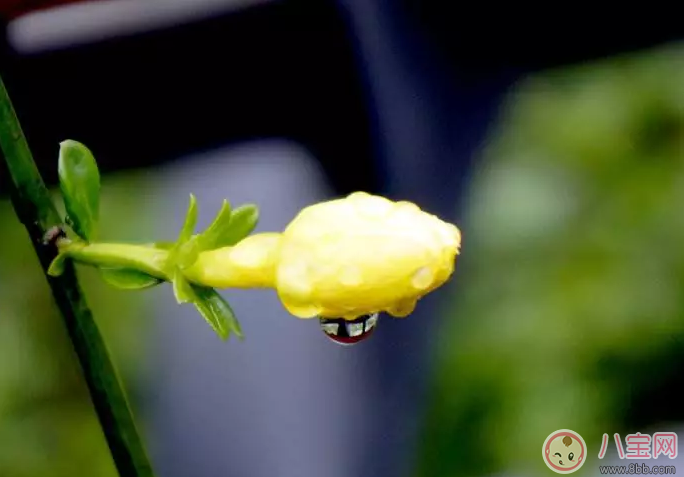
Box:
0;75;155;477
59;241;171;280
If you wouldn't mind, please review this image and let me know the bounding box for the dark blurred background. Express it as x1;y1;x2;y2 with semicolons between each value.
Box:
1;1;684;476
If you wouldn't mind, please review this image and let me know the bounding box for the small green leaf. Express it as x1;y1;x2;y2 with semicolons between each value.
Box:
167;194;199;271
47;253;68;277
192;286;242;340
172;270;196;304
196;199;232;250
100;268;162;290
220;204;259;247
177;239;200;269
178;194;198;244
58;140;101;241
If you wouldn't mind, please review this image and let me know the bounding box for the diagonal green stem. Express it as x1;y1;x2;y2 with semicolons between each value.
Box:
0;74;155;477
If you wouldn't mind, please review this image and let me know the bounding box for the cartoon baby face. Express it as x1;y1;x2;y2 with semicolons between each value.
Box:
549;435;581;468
543;430;586;474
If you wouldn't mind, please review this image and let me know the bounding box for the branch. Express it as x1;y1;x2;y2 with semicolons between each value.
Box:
0;74;155;477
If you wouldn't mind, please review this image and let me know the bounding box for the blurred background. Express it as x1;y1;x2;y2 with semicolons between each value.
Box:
1;2;684;477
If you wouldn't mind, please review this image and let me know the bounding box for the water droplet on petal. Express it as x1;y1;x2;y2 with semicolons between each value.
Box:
339;265;362;286
348;192;391;217
230;244;266;268
319;313;380;346
388;299;416;317
395;201;420;213
438;223;461;250
283;301;322;318
411;266;434;290
280;261;313;297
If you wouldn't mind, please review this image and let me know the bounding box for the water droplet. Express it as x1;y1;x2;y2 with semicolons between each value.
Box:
395;201;420;213
282;301;322;318
348;192;391;217
348;191;370;200
230;247;264;270
280;261;312;296
319;313;380;346
339;265;362;286
411;266;434;290
388;299;416;317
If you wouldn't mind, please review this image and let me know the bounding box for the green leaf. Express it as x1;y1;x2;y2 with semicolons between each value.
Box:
178;194;198;244
196;199;232;250
166;194;199;272
192;286;242;340
100;268;162;290
220;204;259;247
172;270;196;304
58;140;101;241
176;239;200;269
47;253;68;277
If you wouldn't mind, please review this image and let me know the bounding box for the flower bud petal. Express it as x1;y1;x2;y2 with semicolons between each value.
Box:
275;192;461;319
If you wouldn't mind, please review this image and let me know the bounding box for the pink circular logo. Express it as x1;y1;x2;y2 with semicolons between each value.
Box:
542;429;587;474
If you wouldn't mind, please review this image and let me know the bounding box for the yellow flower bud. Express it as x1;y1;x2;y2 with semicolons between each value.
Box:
185;192;461;320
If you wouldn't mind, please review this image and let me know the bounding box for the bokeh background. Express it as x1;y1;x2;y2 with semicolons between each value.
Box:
1;2;684;477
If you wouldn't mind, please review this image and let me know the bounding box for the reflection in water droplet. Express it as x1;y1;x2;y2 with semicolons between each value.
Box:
320;322;340;335
364;313;379;331
347;322;364;337
319;313;380;346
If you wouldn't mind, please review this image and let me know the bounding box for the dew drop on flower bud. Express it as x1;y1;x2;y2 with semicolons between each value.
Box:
319;313;380;346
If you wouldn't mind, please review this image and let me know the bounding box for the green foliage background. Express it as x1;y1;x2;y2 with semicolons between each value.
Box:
0;171;157;477
418;43;684;477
